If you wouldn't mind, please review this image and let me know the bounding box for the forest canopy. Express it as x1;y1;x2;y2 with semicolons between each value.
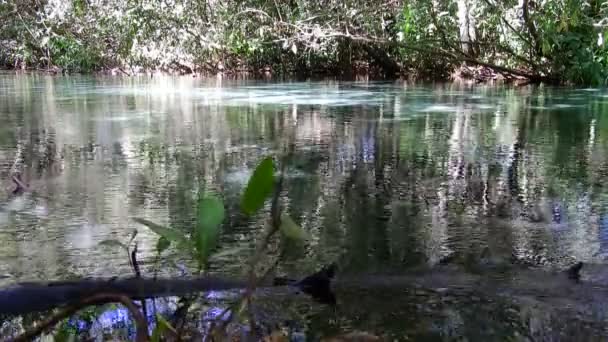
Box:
1;0;608;84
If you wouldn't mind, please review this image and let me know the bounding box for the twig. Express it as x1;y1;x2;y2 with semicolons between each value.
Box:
131;243;149;328
117;67;131;76
131;242;142;278
207;302;236;341
16;12;37;44
13;293;149;342
172;295;197;341
11;174;29;194
427;2;459;54
273;0;283;22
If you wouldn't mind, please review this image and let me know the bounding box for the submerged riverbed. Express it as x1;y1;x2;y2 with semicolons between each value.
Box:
1;73;608;340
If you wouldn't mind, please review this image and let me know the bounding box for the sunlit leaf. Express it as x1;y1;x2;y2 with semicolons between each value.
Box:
542;40;551;55
195;196;225;265
133;218;191;248
157;314;177;332
151;314;177;342
280;213;310;242
198;196;225;233
241;157;275;215
98;239;128;251
156;236;170;254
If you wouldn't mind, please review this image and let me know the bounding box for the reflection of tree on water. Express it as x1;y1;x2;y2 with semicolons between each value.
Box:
600;214;608;258
3;77;608;338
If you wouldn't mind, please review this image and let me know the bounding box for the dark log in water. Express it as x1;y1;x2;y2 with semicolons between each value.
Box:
1;262;601;318
0;277;249;316
0;265;336;316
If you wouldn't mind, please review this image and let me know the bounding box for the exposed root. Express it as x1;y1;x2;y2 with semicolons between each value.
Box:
13;293;149;342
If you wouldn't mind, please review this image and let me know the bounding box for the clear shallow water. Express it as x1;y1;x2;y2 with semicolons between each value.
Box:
2;74;608;339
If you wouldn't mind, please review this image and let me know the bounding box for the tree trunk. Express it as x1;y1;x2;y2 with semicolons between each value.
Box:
457;0;477;58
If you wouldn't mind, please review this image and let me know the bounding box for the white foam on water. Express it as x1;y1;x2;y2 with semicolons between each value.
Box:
552;104;579;108
475;104;497;109
419;105;459;112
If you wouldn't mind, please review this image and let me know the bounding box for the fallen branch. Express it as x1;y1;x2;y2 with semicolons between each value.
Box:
0;276;250;316
13;293;149;342
400;43;549;82
301;32;546;81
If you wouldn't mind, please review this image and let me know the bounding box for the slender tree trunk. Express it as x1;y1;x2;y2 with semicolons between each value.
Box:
457;0;477;58
521;0;541;56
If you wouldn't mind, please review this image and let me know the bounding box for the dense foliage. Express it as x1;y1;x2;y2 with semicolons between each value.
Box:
1;0;608;84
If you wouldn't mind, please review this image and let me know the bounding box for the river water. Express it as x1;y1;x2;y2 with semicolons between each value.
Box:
1;73;608;340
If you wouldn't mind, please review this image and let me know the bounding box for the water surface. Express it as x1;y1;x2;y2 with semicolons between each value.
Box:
1;74;608;339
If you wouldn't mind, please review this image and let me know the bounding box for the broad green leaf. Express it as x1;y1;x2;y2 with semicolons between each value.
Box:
133;218;191;248
98;239;128;251
156;236;170;254
198;196;225;233
157;314;177;333
195;196;225;265
241;157;275;215
151;314;177;342
542;40;551;55
280;213;310;242
151;322;162;341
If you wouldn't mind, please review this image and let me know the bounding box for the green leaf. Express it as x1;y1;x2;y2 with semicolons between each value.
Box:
98;239;128;251
542;40;551;55
156;236;170;254
195;196;225;265
280;213;310;242
151;314;177;342
241;156;275;215
133;218;191;248
198;196;225;234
